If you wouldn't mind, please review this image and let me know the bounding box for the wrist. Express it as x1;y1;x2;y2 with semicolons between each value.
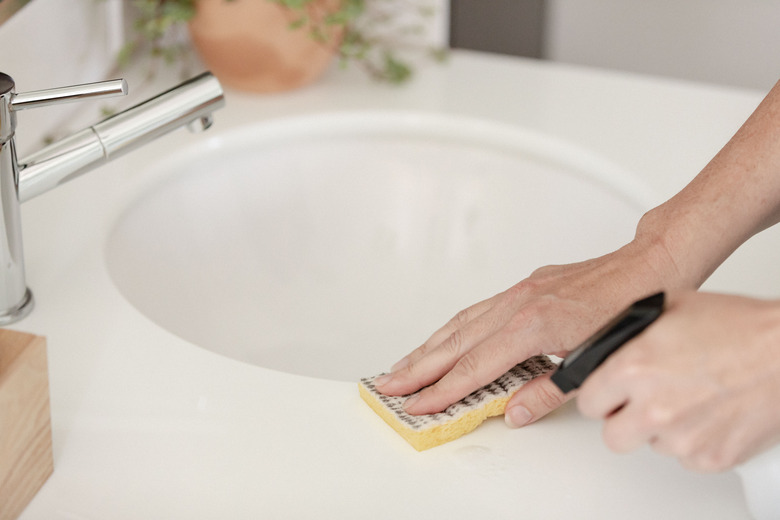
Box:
764;300;780;355
630;205;707;291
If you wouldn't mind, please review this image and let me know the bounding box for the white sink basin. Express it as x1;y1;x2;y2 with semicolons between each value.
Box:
105;112;651;381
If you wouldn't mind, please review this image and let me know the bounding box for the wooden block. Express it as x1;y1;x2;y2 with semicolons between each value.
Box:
0;329;53;520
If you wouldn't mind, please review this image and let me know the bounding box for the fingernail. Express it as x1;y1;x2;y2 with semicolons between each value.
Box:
403;394;421;413
505;405;533;428
374;373;393;388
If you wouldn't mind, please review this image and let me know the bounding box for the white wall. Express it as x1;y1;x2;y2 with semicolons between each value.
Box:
545;0;780;91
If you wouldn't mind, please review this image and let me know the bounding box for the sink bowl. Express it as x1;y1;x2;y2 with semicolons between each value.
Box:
105;112;652;381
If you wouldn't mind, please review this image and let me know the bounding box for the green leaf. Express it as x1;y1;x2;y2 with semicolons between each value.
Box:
272;0;313;10
309;25;328;43
289;16;308;30
116;41;138;67
382;54;412;84
325;0;364;25
161;0;197;22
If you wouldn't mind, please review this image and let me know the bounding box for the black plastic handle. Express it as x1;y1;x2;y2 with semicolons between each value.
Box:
551;292;665;393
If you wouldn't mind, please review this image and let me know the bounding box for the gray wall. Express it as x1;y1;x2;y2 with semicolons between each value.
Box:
450;0;545;58
449;0;780;91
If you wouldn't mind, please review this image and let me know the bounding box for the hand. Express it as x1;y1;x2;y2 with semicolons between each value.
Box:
577;291;780;472
374;238;674;425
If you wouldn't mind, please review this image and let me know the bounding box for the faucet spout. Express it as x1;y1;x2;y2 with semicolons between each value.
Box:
18;72;225;202
0;71;224;325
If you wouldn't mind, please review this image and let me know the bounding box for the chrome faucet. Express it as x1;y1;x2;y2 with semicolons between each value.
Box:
0;72;225;325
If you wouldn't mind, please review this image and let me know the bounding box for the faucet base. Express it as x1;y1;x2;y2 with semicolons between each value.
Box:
0;289;35;326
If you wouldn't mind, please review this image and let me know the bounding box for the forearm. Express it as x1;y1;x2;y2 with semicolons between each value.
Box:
635;79;780;289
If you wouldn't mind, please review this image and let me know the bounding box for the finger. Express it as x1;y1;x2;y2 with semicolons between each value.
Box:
649;414;739;472
391;294;500;372
577;380;628;420
402;331;528;415
377;305;512;397
649;435;677;457
600;403;652;453
504;373;573;428
575;348;634;420
678;452;735;474
399;289;566;413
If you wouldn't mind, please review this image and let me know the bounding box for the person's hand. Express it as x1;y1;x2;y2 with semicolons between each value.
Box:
374;237;675;426
577;290;780;472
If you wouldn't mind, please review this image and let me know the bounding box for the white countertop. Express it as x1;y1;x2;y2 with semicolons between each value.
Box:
13;50;775;519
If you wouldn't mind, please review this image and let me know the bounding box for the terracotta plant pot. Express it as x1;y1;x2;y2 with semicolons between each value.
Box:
188;0;342;93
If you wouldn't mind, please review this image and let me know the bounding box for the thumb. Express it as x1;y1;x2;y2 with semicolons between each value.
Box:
504;373;574;428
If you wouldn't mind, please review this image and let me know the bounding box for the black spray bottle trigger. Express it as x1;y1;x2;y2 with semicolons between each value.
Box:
550;292;665;394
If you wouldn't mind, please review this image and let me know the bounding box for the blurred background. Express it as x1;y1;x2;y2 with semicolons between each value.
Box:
1;0;778;152
450;0;780;91
3;0;778;91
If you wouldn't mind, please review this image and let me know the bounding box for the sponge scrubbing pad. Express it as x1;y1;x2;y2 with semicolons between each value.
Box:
359;356;556;451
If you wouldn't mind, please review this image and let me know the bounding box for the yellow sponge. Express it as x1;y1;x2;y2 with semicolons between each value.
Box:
358;356;556;451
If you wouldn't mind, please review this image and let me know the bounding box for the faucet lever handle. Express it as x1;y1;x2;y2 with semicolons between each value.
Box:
10;78;128;111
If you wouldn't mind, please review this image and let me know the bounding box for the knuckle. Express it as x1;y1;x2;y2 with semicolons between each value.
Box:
690;446;738;473
505;279;540;302
644;402;675;430
451;308;472;328
602;419;643;454
607;351;650;384
505;303;543;334
609;347;641;372
665;436;691;459
442;329;466;358
533;380;566;412
450;354;483;389
406;342;432;362
660;431;699;463
529;264;555;278
529;262;571;280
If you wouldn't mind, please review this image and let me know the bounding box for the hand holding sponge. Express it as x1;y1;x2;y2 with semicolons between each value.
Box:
359;356;556;451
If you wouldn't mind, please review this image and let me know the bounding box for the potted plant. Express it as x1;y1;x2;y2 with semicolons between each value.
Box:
120;0;444;92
